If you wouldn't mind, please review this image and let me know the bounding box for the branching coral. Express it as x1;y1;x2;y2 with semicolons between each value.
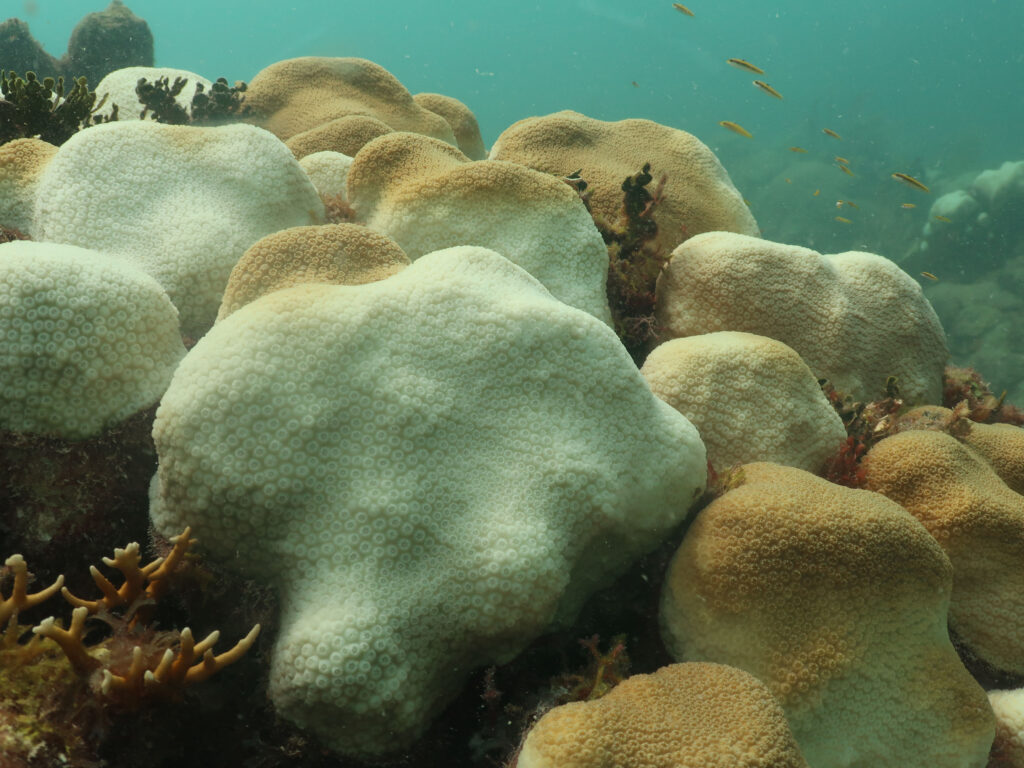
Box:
32;528;260;707
0;530;260;763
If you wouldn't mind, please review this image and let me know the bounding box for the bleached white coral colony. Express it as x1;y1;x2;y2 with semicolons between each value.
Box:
0;240;185;439
31;120;324;337
150;246;707;756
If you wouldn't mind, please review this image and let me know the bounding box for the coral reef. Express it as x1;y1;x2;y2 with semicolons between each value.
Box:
149;245;706;757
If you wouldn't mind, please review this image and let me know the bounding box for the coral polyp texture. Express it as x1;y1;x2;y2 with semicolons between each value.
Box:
640;331;846;473
517;662;809;768
0;138;56;235
346;131;612;323
489;110;759;256
216;223;410;321
149;246;706;757
0;240;185;439
413;91;487;160
660;462;995;768
286;113;393;159
864;428;1024;674
31;120;324;337
989;689;1024;767
243;56;457;148
655;231;949;403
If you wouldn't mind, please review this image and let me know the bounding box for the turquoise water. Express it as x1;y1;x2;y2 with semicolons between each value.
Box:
24;0;1024;163
13;0;1024;408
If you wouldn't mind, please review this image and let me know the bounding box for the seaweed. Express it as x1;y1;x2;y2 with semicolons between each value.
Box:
0;70;116;146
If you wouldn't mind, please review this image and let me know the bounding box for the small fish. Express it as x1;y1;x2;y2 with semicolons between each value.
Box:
934;215;952;223
837;163;855;177
844;200;859;209
673;2;695;16
789;146;808;153
719;120;753;138
892;172;930;193
920;271;938;281
823;128;841;140
835;201;844;208
631;81;639;88
753;80;783;99
835;156;850;165
785;178;792;184
727;58;765;74
835;216;852;223
813;189;820;196
901;203;916;209
743;198;752;206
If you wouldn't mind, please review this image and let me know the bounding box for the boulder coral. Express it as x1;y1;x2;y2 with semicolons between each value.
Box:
285;113;393;159
413;91;487;160
655;231;949;403
0;138;56;236
864;429;1024;674
0;240;185;440
489;110;758;257
660;462;995;768
641;331;846;473
244;57;456;147
216;223;410;321
32;120;324;338
298;150;353;202
150;246;706;757
347;131;612;324
517;663;809;768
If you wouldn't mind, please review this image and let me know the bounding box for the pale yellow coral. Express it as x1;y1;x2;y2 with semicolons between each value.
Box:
413;92;486;160
346;132;612;322
864;428;1024;673
0;138;57;236
243;57;456;145
217;223;410;321
489;110;758;257
661;462;994;768
654;231;949;403
286;114;393;159
518;662;809;768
